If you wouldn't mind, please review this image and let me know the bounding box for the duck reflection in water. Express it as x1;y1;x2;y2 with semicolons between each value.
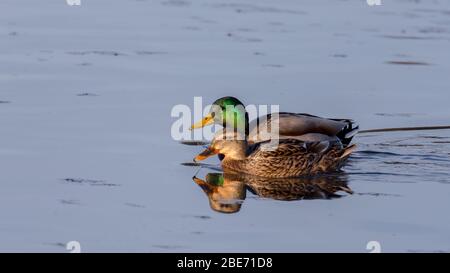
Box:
193;172;352;214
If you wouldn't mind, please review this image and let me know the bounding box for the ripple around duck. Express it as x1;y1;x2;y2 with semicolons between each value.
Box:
421;155;450;162
420;135;450;139
347;171;418;178
356;192;402;197
375;143;425;147
180;162;223;172
355;149;450;162
348;131;450;186
179;140;209;146
354;150;403;157
61;178;120;187
383;161;422;166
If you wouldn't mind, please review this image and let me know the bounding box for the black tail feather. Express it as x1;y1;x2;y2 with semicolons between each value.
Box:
332;119;359;146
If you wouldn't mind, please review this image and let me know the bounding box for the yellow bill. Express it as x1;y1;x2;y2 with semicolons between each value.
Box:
190;113;214;130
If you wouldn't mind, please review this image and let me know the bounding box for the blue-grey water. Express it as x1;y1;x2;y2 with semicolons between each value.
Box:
1;0;450;252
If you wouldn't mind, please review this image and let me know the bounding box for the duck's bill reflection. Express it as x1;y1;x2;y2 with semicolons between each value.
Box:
193;173;353;214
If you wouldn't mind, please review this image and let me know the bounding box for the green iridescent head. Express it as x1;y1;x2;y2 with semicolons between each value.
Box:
191;96;248;133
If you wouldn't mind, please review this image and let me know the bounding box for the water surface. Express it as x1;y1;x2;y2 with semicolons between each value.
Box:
0;0;450;252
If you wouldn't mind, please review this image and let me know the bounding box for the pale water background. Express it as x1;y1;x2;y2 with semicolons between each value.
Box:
0;0;450;252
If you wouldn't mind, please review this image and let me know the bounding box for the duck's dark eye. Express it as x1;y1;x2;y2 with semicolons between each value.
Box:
211;111;216;118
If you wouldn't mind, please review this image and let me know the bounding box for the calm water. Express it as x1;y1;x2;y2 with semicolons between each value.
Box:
1;0;450;252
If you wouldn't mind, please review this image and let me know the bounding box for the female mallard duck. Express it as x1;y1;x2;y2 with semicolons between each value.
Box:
194;131;356;178
191;96;358;146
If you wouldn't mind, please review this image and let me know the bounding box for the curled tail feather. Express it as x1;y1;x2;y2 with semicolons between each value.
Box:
340;144;357;159
333;119;359;146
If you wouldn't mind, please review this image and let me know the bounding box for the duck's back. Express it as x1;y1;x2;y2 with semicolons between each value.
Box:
222;139;355;178
248;113;358;146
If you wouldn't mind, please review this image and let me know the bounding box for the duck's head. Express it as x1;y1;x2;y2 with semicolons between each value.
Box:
194;130;247;162
191;96;247;132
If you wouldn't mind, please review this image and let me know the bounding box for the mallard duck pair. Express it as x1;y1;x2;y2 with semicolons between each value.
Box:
190;97;358;178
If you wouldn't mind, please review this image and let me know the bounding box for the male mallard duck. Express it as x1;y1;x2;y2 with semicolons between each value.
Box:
191;96;358;146
194;131;356;178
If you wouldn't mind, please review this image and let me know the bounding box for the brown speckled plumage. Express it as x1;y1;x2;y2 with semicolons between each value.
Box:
219;139;356;178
